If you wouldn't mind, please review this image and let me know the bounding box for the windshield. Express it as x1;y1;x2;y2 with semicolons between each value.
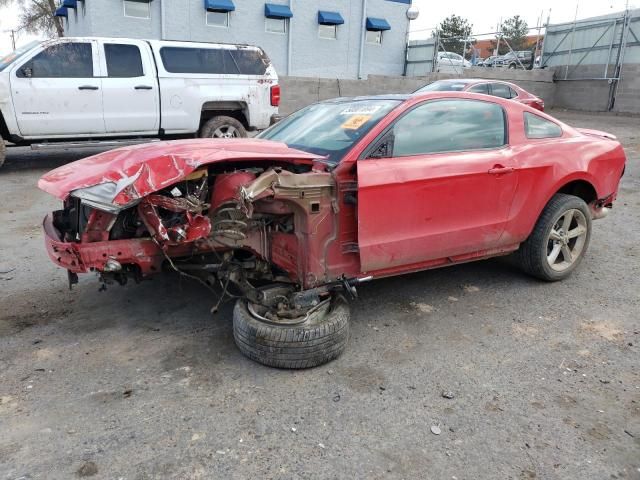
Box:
415;81;469;93
258;99;401;163
0;41;40;72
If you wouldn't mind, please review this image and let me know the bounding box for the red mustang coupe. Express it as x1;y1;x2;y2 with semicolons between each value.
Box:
414;78;546;111
39;92;625;368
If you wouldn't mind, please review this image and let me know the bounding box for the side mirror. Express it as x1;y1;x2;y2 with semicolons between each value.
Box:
20;66;33;78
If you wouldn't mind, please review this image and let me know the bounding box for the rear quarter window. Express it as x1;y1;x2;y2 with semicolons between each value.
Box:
159;47;268;75
524;112;563;139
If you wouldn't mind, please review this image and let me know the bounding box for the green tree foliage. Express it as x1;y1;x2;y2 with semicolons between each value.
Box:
0;0;63;39
438;15;472;55
501;15;529;51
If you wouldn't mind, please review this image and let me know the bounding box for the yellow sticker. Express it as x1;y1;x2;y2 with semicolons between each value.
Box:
341;115;371;130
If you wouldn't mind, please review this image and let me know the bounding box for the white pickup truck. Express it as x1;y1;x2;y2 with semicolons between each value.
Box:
0;37;281;167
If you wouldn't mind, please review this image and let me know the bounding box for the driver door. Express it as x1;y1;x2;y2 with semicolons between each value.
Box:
357;98;518;273
10;41;105;136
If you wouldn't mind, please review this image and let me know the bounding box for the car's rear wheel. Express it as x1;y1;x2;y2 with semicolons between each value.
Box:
0;133;6;168
516;193;592;281
199;115;247;139
233;290;350;369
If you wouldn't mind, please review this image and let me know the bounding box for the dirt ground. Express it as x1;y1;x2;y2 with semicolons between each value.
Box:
0;110;638;480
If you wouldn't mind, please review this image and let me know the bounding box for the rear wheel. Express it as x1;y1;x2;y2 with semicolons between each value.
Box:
0;133;6;168
516;194;592;281
233;290;350;369
199;115;247;139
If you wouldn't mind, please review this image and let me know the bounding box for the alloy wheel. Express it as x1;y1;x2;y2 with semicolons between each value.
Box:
212;125;240;138
546;208;588;272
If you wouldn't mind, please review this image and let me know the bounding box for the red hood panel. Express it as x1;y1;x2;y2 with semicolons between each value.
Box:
38;139;319;202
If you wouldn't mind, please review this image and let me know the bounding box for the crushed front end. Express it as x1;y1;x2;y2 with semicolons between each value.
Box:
39;140;355;313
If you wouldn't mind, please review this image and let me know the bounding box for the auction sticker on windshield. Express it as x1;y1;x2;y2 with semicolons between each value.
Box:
341;115;371;130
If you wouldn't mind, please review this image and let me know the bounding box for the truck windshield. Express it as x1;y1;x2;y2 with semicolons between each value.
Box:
0;41;40;72
258;99;401;163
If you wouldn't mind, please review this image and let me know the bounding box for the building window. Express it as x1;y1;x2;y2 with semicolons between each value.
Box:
265;17;287;34
318;24;337;39
206;11;229;27
124;0;150;19
366;30;382;44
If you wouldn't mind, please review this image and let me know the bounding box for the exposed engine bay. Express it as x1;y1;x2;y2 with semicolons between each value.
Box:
49;161;357;317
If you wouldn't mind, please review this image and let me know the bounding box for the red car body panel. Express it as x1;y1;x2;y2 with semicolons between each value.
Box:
38;139;318;203
40;92;626;290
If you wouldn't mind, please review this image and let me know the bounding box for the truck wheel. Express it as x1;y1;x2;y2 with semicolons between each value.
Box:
508;63;517;69
233;292;350;369
199;116;247;139
0;133;6;168
516;194;592;282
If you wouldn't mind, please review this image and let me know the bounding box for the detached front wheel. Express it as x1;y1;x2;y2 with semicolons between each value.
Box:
233;292;350;369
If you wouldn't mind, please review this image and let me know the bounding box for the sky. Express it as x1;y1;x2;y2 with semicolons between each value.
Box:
0;0;638;53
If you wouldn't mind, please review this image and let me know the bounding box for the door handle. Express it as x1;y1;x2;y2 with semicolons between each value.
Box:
78;85;99;90
488;165;515;175
134;85;153;90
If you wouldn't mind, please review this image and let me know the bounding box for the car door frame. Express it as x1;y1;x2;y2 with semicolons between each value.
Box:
354;97;520;274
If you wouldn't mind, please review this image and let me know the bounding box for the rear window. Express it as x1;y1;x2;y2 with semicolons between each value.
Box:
159;47;268;75
104;44;144;77
524;112;563;139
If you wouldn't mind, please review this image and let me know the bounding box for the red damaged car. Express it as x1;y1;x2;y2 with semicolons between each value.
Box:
39;92;625;368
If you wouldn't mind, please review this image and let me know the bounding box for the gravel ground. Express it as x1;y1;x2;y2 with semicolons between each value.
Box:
0;110;638;480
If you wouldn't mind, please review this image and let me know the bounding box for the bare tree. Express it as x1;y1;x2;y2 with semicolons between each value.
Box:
0;0;63;38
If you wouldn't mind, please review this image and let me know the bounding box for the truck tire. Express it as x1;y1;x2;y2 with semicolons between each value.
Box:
0;133;6;169
516;194;592;282
199;116;247;139
233;293;350;369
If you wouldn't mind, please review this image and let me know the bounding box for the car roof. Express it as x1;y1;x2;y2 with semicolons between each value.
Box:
318;94;411;104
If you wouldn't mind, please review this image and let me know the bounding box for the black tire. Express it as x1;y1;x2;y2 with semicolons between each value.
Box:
0;133;6;169
508;63;517;69
233;294;350;369
516;193;592;281
199;115;247;139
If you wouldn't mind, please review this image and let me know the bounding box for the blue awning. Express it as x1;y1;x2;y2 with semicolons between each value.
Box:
318;11;344;25
264;3;293;19
366;17;391;31
62;0;77;8
205;0;235;12
54;6;68;17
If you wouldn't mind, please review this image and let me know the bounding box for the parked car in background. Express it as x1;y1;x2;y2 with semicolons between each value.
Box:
495;50;534;69
39;92;624;368
478;55;500;67
0;37;281;168
414;78;545;111
436;51;471;73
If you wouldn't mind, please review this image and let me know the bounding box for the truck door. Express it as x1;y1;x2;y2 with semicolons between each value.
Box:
10;40;105;136
98;40;159;134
